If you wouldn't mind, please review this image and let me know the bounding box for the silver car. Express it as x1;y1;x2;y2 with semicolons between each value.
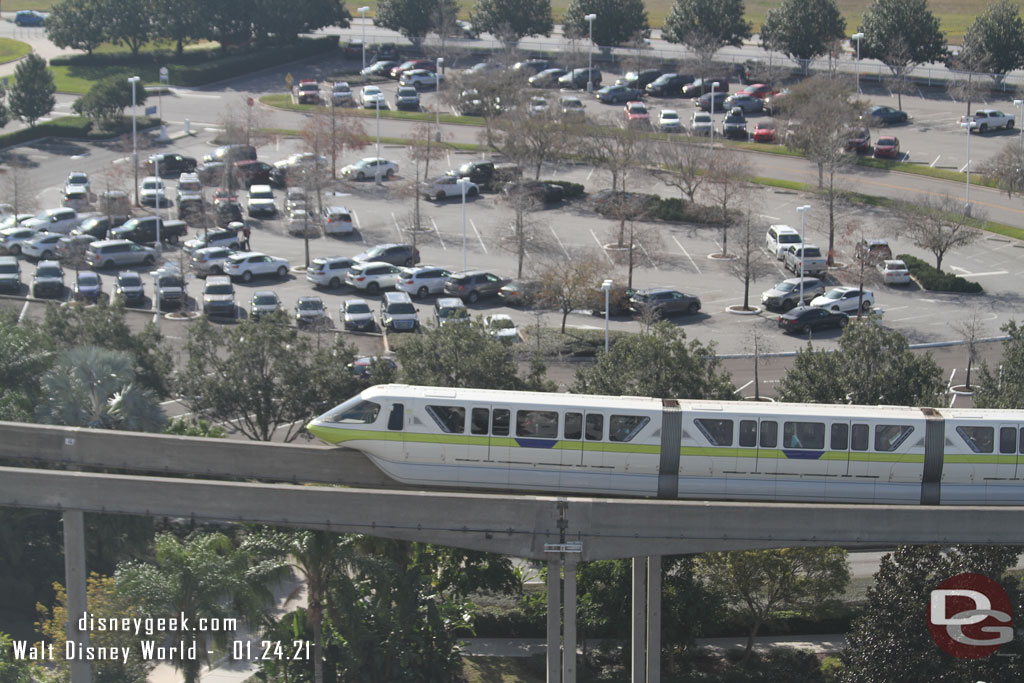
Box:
761;277;825;311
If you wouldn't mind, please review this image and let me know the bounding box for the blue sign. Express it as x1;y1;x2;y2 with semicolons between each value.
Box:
145;105;157;116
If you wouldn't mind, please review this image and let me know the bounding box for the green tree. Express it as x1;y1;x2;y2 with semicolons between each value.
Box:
563;0;650;47
760;0;846;73
0;312;51;422
375;0;459;47
858;0;946;108
840;545;1023;682
163;417;227;438
73;76;148;124
251;0;351;44
573;322;734;399
33;346;167;432
176;313;361;441
0;632;36;683
105;0;154;55
975;320;1024;409
8;53;56;127
201;0;252;48
777;321;946;406
662;0;751;73
470;0;554;44
961;0;1024;84
44;0;109;55
117;532;289;683
151;0;203;54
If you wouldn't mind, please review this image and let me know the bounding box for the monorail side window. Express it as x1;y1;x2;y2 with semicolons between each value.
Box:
851;424;869;451
1000;427;1017;454
586;414;604;441
565;413;582;440
759;421;778;448
610;415;650;442
875;425;914;452
387;403;404;431
327;400;380;424
471;408;489;435
517;410;558;439
426;405;465;434
695;418;733;446
739;420;757;447
956;426;994;454
783;421;825;449
492;409;510;436
830;424;849;450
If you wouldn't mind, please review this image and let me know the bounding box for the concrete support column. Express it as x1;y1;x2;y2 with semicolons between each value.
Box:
632;556;647;682
63;510;90;683
547;559;561;683
647;556;662;683
562;555;577;683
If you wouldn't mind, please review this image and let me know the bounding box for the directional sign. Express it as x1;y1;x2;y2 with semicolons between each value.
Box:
159;66;169;83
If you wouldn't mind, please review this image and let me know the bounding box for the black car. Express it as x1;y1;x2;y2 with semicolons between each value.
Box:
73;216;113;240
353;243;420;267
645;73;694;97
501;180;565;204
618;69;663;91
866;105;908;125
511;59;549;75
371;44;400;62
215;202;243;227
722;107;748;139
682;78;730;98
528;68;568;88
697;91;730;112
558;68;601;90
454;160;521;189
629;288;701;316
147;153;197;176
361;60;399;78
778;306;848;334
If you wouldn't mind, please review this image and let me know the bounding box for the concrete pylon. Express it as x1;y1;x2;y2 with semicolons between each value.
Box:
547;559;561;683
63;510;90;683
632;557;647;682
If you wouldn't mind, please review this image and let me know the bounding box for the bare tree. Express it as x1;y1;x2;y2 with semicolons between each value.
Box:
841;217;887;320
745;325;774;400
501;187;543;278
978;142;1024;198
402;122;446;256
218;95;270;148
898;194;980;272
726;211;775;310
703;149;751;256
443;68;524;146
303;106;368;180
582;122;652;248
490;108;570;179
536;251;606;333
650;140;712;203
0;155;38;215
951;310;984;391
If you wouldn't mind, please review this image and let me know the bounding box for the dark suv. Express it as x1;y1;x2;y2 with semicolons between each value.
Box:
558;68;602;90
147;153;197;176
629;288;701;316
681;78;729;98
443;271;509;303
645;73;694;97
453;160;521;190
353;243;420;267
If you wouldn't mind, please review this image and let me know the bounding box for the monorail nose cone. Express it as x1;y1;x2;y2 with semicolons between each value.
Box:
306;423;336;444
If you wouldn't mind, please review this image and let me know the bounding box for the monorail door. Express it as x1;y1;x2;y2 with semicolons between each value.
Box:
997;424;1022;480
485;406;510;486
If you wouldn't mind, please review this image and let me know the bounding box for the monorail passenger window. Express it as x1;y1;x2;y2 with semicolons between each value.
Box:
783;421;825;449
471;408;489;435
610;415;650;442
426;405;465;434
956;426;994;454
327;400;380;424
830;424;849;450
760;421;778;448
696;419;733;446
492;409;510;436
517;410;558;439
851;424;869;451
739;420;757;447
1000;427;1018;454
565;413;582;440
875;425;914;452
586;414;604;441
387;403;404;431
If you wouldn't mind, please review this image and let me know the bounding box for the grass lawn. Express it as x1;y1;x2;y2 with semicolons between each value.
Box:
50;64;163;94
0;38;31;64
462;655;546;683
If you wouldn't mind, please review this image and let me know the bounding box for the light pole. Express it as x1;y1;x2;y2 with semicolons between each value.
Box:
585;13;597;93
600;279;613;352
358;6;370;70
128;76;140;207
1015;99;1023;155
457;177;470;273
796;204;811;302
852;33;864;94
960;120;972;215
375;98;382;184
709;81;720;149
435;57;444;142
153;157;162;255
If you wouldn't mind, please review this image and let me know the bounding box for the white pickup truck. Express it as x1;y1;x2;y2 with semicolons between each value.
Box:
960;109;1015;133
784;244;828;277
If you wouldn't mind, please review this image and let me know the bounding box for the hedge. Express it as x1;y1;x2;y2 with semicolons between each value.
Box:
544;180;585;199
593;191;728;225
0;117;93;147
897;254;983;293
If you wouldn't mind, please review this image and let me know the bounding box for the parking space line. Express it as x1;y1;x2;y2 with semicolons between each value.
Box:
18;300;29;324
734;380;753;394
929;155;941;167
958;161;970;173
591;229;614;264
470;219;487;253
549;225;570;259
390;212;404;239
430;218;447;249
351;210;361;229
636;240;658;269
672;235;701;274
586;167;595;181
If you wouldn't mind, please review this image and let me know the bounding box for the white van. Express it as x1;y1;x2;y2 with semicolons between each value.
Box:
765;224;802;260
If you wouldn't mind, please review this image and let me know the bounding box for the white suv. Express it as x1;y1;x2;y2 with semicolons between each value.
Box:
190;246;235;277
246;185;277;217
396;265;452;298
307;256;358;289
380;291;420;332
765;224;802;260
223;252;290;282
345;261;400;294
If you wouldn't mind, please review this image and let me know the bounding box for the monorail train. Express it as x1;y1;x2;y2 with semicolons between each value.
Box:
306;384;1024;505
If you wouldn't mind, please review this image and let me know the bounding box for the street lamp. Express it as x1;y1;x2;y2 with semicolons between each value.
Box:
128;76;140;206
600;279;613;352
960;120;973;215
796;205;811;302
374;99;382;184
1015;99;1023;155
435;57;444;142
852;33;864;94
358;6;370;70
709;81;720;149
457;178;470;273
585;13;597;93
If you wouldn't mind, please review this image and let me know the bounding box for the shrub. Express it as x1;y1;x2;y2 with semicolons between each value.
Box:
0;116;92;147
591;191;728;225
544;180;585;198
897;253;983;293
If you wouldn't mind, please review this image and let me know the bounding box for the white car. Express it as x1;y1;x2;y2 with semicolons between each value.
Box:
286;209;319;236
341;158;398;181
330;81;353;106
0;227;41;255
484;314;520;342
422;175;479;201
878;259;911;285
65;172;90;193
690;112;712;136
189;246;236;277
23;208;81;235
246;184;277;217
360;85;387;108
307;256;358;289
396;265;452;298
285;187;307;213
277;152;327;170
658;109;682;132
184;228;240;254
345;260;401;294
223;251;290;282
21;232;63;261
62;184;91;210
139;176;166;207
341;298;376;331
809;286;875;315
529;96;549;115
399;69;441;89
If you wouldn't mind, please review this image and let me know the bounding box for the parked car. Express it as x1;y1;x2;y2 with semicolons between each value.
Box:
62;185;91;211
353;243;420;267
111;216;188;245
645;73;694;97
855;238;892;263
451;160;520;189
147;153;197;176
113;271;145;305
484;314;519;342
682;78;729;98
501;181;565;204
15;10;45;26
0;256;22;292
434;297;470;326
845;127;872;153
597;84;643;104
722;107;748;139
72;271;103;302
295;296;328;328
246;185;277;217
23;208;81;235
0;227;38;255
690;112;712;136
190;246;236;277
184;227;240;254
443;271;509;303
139;176;168;208
341;158;398;181
529;96;549;114
399;69;441;89
629;288;701;316
85;240;157;270
558;68;601;90
778;306;848;334
321;206;355;235
810;286;874;314
360;85;387;108
330;81;353;106
380;291;420;332
250;290;281;320
878;259;911;285
697;91;730;112
867;105;909;126
395;86;420;110
624;101;650;126
658;109;683;132
285;188;307;213
203;144;257;165
763;89;790;116
617;69;662;91
528;68;567;88
32;261;65;299
396;265;452;298
233;160;274;188
288;210;320;237
738;83;777;99
341;298;376;331
761;277;825;310
73;216;113;240
873;136;901;159
360;60;399;79
511;59;549;76
498;279;541;307
345;261;401;294
296;79;320;104
752;120;777;142
390;59;435;79
56;234;97;262
348;355;398;378
223;252;290;282
65;172;90;193
153;267;186;309
559;96;586;120
202;275;236;318
423;175;479;201
21;233;64;261
783;244;827;276
724;92;764;113
306;256;358;289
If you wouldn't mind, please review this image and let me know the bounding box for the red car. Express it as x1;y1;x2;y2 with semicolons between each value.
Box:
873;136;901;159
752;120;776;142
739;83;777;99
297;79;320;104
624;100;649;125
390;59;436;79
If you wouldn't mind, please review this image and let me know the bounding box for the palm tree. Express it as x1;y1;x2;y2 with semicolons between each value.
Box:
33;346;166;431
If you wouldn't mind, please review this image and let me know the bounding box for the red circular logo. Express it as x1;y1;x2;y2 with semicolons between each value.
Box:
928;573;1013;659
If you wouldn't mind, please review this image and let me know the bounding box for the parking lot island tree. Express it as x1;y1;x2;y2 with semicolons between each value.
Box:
376;0;460;48
44;0;108;56
563;0;650;48
975;320;1024;409
470;0;554;45
760;0;846;74
8;53;56;127
979;141;1024;198
897;193;979;272
501;183;543;279
961;0;1024;86
73;75;149;126
703;149;752;257
582;122;652;250
490;106;571;181
727;211;774;311
650;140;712;204
662;0;752;76
537;251;606;334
